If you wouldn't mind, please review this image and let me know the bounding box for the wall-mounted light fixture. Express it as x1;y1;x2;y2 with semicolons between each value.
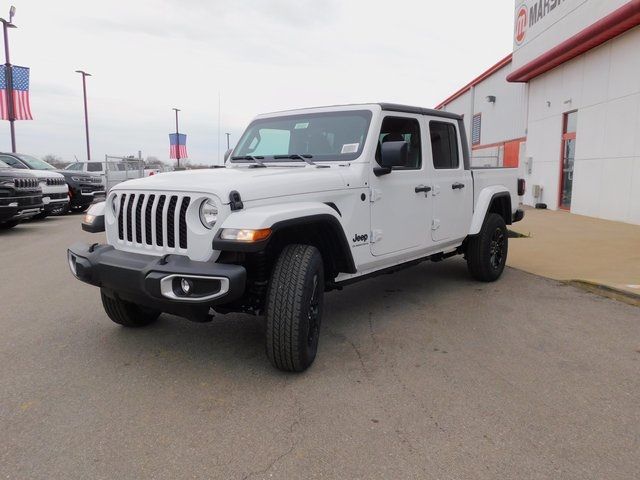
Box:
486;95;496;104
546;101;552;107
563;98;572;105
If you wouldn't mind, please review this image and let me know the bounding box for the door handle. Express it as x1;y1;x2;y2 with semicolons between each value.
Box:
452;182;465;190
415;185;432;194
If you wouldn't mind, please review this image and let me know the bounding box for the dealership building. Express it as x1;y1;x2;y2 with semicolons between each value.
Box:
438;0;640;225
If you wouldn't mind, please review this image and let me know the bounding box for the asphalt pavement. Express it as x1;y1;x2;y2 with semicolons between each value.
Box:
1;215;639;480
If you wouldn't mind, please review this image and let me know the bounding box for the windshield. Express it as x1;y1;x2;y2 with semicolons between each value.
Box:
17;154;56;170
0;159;9;169
232;110;372;162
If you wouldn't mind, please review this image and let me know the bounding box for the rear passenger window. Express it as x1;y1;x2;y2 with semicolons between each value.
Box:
430;122;459;169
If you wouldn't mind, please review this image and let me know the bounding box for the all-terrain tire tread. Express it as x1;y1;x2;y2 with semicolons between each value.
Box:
266;244;321;372
100;290;159;327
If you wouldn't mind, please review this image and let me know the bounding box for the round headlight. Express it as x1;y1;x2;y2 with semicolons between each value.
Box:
199;199;218;229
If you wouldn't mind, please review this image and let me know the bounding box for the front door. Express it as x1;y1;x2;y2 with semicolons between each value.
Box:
559;111;577;210
369;115;431;256
427;119;473;242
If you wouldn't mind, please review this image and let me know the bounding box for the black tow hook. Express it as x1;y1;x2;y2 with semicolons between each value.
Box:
158;254;171;265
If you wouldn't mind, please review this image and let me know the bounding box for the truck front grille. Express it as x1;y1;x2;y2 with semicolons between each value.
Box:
116;193;191;251
14;178;38;189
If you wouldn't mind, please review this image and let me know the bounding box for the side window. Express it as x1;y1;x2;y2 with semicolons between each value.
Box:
87;163;102;172
66;163;82;171
430;121;460;169
0;155;24;168
472;113;482;146
376;116;421;169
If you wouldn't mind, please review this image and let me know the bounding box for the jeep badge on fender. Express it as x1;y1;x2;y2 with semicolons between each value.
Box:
67;103;525;373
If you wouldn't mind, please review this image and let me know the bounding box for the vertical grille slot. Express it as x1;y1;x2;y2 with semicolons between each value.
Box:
155;195;166;246
166;196;178;248
126;194;136;242
135;194;145;244
145;194;155;245
179;197;190;249
118;194;126;240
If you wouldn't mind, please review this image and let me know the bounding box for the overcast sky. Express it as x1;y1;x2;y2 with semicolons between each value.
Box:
2;0;514;165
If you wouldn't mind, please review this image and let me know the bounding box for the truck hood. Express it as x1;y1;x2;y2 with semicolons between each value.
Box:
111;166;353;203
28;169;65;179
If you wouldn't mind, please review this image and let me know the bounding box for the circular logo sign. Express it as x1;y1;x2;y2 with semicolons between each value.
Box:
515;5;528;45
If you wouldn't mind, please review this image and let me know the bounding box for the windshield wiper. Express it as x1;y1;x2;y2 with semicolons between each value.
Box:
231;155;267;168
273;154;325;167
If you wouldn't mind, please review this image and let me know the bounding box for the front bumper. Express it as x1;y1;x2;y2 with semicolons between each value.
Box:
67;243;246;320
0;203;43;222
70;187;106;206
43;197;70;213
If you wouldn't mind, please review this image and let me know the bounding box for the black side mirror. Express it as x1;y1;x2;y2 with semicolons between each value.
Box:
374;141;408;176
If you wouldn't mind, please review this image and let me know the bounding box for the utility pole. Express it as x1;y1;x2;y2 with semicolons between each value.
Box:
173;108;181;169
75;70;92;160
225;132;230;150
1;6;17;152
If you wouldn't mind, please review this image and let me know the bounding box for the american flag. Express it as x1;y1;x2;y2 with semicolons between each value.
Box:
169;133;187;159
0;66;33;120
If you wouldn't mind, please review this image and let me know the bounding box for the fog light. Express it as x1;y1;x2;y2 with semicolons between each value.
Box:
180;278;193;295
68;251;77;277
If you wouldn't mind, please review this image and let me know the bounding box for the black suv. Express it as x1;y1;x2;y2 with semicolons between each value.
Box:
57;169;105;212
0;160;44;229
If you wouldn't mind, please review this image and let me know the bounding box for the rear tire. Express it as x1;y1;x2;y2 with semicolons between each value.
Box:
265;244;324;372
466;213;508;282
100;289;160;327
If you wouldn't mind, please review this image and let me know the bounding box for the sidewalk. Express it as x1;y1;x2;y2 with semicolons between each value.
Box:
507;207;640;300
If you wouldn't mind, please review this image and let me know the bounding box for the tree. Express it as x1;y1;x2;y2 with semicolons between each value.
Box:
42;154;68;169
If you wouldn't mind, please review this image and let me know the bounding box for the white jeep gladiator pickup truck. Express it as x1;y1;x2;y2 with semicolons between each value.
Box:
68;103;525;372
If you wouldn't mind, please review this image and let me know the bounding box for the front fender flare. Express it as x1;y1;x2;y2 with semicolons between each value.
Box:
469;187;510;235
211;202;355;272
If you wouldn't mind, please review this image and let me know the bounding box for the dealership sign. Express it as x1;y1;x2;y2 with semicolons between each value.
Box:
515;0;567;45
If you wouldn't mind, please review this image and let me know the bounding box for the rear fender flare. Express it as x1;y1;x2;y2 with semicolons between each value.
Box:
469;187;511;235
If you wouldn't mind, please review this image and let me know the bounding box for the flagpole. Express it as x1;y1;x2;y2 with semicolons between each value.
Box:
1;8;17;153
75;70;92;160
173;107;180;169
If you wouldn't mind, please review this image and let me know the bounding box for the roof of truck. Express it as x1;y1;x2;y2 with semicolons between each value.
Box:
259;103;463;121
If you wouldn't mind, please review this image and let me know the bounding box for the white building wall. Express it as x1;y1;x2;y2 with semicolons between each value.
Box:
471;65;528;146
524;26;640;223
440;62;528;168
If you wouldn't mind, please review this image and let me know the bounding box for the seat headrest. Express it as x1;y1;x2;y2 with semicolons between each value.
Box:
382;133;405;143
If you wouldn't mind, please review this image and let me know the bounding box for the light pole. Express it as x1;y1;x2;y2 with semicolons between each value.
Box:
75;70;92;160
1;6;17;152
225;132;230;150
173;108;181;168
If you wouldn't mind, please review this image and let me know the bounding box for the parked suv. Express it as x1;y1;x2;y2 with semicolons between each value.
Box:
69;103;525;372
0;153;69;217
0;160;43;229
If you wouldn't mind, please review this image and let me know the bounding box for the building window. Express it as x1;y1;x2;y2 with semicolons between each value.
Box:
472;113;482;146
429;121;460;170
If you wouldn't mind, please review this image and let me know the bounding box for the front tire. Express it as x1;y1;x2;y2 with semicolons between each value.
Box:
466;213;508;282
265;244;324;372
0;220;19;230
100;289;160;327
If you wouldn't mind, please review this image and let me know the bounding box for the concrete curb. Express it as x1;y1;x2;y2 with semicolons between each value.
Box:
565;280;640;308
